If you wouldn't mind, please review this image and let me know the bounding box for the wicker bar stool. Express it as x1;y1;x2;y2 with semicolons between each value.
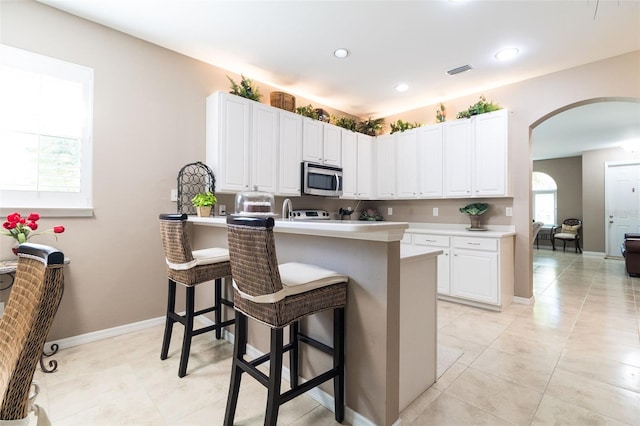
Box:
224;216;347;426
1;243;65;426
158;214;234;378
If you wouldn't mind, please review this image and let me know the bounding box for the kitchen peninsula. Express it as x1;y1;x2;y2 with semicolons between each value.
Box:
189;217;440;426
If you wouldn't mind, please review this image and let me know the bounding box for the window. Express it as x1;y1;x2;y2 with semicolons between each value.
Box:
0;44;93;215
532;172;557;225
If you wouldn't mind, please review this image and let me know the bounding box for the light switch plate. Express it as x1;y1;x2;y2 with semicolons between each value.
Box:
506;207;513;216
433;207;439;216
387;207;393;216
170;189;178;202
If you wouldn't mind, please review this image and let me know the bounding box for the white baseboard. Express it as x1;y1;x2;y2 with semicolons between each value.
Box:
50;315;377;426
512;296;534;305
46;316;166;349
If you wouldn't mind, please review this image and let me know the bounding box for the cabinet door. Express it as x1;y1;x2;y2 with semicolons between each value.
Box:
302;119;323;163
251;103;278;193
437;248;451;295
474;109;507;196
417;125;443;198
206;92;251;192
397;130;418;198
443;119;472;197
357;134;374;198
375;134;396;199
323;124;342;167
341;130;358;198
450;249;498;304
278;110;303;196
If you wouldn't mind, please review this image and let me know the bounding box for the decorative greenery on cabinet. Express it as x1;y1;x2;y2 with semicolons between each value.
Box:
296;104;319;119
389;119;422;134
436;103;446;123
227;75;262;101
357;117;386;136
332;115;358;131
456;95;501;119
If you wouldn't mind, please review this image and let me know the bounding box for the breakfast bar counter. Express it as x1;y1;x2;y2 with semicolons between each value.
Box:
189;216;438;426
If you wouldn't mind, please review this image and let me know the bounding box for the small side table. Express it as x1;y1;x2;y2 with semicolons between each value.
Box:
534;225;557;249
1;257;69;373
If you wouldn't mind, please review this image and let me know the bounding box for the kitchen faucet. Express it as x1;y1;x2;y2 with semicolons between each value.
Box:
282;198;293;220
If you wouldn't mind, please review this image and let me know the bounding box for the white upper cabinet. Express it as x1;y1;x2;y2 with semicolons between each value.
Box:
376;134;396;199
417;124;443;198
302;119;342;167
397;129;418;198
206;91;251;192
473;109;508;196
323;124;342;167
302;118;323;163
278;110;303;196
340;129;358;198
251;103;278;193
356;134;374;199
443;119;473;197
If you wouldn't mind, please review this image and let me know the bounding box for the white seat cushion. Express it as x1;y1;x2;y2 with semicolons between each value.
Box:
554;233;578;240
233;262;347;304
167;247;229;270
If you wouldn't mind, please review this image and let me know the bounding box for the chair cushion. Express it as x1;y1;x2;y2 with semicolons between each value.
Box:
232;262;347;304
166;247;229;270
554;232;578;240
561;224;580;234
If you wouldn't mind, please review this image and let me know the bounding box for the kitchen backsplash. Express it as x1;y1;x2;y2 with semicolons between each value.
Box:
213;193;514;225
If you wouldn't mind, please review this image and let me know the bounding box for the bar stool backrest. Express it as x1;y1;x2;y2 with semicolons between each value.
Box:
159;214;194;265
0;244;64;421
226;216;284;301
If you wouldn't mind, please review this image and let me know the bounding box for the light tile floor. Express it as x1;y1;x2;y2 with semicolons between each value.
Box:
30;249;640;425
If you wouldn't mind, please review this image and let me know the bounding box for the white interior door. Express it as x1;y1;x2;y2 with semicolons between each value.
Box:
605;162;640;257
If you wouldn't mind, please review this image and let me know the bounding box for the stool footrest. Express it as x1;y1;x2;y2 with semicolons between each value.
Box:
297;333;333;356
281;368;339;405
192;319;235;337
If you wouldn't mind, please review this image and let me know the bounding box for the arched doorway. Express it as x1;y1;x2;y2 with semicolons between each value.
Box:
529;97;640;284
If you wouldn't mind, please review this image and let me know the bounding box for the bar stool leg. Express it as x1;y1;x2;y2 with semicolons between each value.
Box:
289;321;299;388
179;286;195;378
215;278;222;339
334;307;345;423
265;327;283;426
224;312;247;426
160;279;177;360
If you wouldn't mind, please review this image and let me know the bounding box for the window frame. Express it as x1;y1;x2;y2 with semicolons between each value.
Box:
0;44;93;218
532;171;558;225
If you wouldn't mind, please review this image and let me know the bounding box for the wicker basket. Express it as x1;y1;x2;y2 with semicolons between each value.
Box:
270;91;296;112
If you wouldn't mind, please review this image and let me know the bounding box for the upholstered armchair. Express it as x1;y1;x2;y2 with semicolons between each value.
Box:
552;219;582;253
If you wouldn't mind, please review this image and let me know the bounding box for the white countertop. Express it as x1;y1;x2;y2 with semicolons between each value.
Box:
406;222;516;238
188;216;409;242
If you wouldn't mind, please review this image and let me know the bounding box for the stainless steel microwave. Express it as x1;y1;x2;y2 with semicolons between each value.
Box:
301;162;343;197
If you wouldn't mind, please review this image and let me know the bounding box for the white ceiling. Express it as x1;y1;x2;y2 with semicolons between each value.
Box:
36;0;640;158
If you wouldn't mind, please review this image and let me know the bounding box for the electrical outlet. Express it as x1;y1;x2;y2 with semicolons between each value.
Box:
387;207;393;216
506;207;513;217
170;189;178;202
433;207;439;216
218;204;227;216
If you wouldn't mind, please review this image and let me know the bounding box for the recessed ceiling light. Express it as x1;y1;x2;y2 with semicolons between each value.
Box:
334;48;350;59
495;47;520;61
395;83;409;92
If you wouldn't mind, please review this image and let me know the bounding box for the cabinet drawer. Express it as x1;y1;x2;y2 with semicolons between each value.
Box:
453;237;497;251
414;234;450;247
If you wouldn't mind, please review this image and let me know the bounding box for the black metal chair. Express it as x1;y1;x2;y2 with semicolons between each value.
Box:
552;218;582;253
224;216;347;425
158;214;234;377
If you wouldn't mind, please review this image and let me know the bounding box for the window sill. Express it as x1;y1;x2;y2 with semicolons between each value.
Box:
0;207;94;218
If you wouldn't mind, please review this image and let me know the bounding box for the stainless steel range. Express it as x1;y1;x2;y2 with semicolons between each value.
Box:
290;209;331;220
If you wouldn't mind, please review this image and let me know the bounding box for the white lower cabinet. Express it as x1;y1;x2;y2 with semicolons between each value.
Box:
410;232;514;310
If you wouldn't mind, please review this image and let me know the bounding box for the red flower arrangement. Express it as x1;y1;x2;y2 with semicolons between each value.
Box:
1;212;65;243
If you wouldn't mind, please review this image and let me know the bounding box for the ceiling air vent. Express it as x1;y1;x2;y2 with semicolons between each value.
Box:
446;64;473;76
